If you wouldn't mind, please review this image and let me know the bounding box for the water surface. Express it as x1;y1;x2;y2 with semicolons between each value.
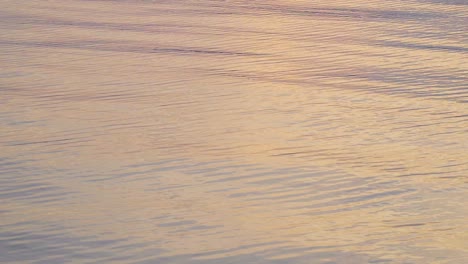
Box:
1;0;467;263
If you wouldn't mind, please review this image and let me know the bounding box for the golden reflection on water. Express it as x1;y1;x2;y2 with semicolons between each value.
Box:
1;0;467;263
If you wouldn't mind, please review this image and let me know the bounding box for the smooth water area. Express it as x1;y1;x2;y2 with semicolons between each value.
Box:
1;0;467;263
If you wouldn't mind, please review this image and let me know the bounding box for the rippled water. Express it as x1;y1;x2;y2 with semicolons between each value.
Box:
1;0;467;263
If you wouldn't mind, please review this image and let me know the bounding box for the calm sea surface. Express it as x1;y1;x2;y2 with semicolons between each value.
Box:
1;0;467;263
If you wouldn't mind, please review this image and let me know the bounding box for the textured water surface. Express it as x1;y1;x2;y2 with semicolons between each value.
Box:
1;0;467;263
